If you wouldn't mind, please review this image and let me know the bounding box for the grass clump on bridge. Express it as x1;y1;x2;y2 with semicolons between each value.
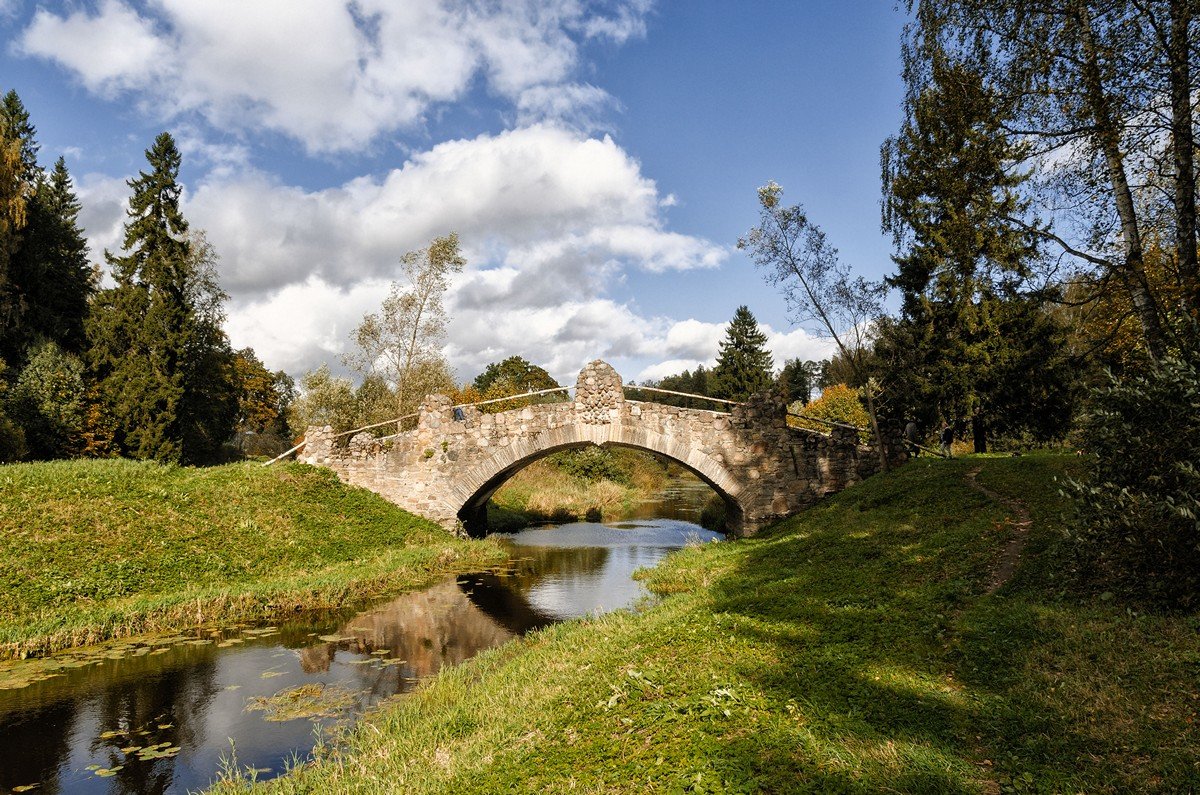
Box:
0;459;506;658
208;454;1200;794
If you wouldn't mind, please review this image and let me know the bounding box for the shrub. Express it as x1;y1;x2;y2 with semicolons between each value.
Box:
551;447;630;484
7;342;86;459
0;358;27;462
1066;347;1200;608
790;383;871;442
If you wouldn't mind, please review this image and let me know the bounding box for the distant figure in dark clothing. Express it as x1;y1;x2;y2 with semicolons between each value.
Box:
940;424;954;458
904;420;920;456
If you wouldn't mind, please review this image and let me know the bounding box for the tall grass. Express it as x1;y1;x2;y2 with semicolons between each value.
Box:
0;459;505;657
488;449;675;529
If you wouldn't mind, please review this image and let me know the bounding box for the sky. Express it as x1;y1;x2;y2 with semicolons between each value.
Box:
0;0;910;387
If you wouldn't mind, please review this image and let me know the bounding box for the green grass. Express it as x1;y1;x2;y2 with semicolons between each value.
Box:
488;449;675;530
0;459;505;657
207;454;1200;793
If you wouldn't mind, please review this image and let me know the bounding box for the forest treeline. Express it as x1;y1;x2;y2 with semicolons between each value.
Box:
0;92;293;464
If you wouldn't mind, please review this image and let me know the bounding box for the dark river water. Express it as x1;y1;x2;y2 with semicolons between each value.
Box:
0;482;721;794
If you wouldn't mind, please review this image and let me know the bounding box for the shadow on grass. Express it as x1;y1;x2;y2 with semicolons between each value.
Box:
655;457;1140;793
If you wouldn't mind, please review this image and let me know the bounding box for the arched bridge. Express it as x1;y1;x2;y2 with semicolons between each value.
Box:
298;360;907;537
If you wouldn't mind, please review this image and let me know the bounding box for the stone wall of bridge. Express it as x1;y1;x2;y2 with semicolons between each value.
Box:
299;360;907;537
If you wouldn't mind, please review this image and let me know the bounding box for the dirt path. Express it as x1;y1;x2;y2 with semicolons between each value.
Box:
964;467;1033;593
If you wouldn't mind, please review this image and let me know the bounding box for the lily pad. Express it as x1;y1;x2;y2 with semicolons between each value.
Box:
245;683;360;722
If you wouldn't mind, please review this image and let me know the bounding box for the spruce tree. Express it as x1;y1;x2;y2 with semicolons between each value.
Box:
0;91;94;365
0;91;35;349
880;61;1074;450
8;157;93;360
711;306;774;400
89;132;237;463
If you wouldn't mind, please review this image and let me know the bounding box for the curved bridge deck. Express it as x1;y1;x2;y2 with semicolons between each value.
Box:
300;360;907;536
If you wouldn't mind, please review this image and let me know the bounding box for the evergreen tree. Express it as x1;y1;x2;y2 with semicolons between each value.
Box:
88;132;237;463
711;306;774;400
0;92;94;369
880;60;1074;450
0;91;35;346
779;358;819;406
6;157;93;362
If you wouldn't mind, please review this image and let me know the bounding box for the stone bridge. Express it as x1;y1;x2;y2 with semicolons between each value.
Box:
299;360;907;537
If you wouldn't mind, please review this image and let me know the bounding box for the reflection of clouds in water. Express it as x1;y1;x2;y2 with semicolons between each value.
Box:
523;545;666;620
496;519;722;622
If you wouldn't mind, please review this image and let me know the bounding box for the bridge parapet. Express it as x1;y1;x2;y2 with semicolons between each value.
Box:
299;359;907;537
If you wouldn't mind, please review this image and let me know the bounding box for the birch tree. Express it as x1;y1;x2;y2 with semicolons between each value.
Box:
739;182;891;472
346;233;465;418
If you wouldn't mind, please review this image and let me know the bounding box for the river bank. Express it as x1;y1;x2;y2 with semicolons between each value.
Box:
0;516;717;793
0;460;506;659
487;448;725;531
208;455;1200;793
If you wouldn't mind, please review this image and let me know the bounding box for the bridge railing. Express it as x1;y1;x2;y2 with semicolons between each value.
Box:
261;412;423;465
264;385;863;467
785;411;864;433
622;385;742;412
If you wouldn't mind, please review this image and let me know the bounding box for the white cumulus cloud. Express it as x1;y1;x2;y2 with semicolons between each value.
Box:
18;0;653;152
76;124;726;380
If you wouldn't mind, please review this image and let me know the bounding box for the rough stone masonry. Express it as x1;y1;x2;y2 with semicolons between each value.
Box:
299;360;907;537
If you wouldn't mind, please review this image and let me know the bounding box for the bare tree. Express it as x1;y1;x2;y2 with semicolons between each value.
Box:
345;233;466;419
739;182;891;472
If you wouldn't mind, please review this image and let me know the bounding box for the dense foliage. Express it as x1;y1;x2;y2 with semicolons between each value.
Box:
0;91;294;465
469;355;565;413
791;383;871;441
710;305;774;400
879;60;1076;450
7;341;85;459
1067;341;1200;608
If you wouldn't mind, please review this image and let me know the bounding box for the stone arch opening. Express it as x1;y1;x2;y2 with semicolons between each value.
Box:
455;439;744;538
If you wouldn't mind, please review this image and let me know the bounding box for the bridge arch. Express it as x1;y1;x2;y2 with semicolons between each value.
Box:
297;359;907;537
448;423;745;536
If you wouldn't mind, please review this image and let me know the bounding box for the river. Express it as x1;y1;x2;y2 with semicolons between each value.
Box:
0;484;721;794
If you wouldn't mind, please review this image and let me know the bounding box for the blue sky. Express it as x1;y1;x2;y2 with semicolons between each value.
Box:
0;0;909;385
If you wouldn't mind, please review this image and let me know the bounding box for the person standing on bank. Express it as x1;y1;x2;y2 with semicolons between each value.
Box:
939;424;954;458
904;419;920;456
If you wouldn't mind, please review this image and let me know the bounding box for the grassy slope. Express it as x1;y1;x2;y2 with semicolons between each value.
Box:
211;455;1199;794
0;460;505;657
